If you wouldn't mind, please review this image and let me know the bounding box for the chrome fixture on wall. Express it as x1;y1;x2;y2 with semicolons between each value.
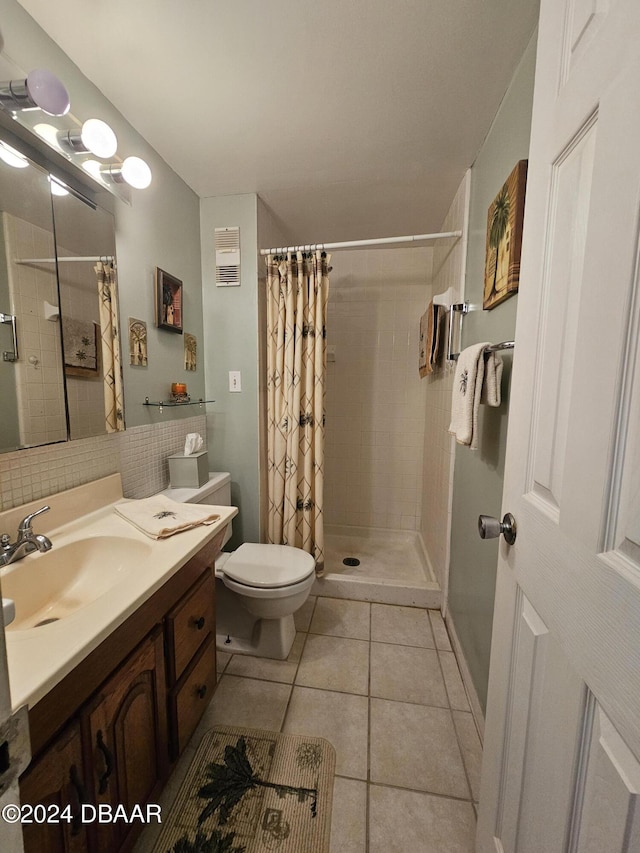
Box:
0;69;70;116
0;64;152;198
55;118;118;158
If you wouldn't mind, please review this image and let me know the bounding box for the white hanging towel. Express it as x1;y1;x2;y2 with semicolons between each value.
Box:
448;343;503;449
114;495;220;539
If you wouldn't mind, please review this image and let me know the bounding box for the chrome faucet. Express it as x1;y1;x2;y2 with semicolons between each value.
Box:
0;506;53;567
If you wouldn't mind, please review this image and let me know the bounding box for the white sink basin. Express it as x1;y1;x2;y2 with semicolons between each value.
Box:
1;536;152;631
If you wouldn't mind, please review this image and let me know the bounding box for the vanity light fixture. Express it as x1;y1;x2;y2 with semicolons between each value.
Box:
101;155;152;189
57;118;118;158
0;69;70;116
0;141;29;168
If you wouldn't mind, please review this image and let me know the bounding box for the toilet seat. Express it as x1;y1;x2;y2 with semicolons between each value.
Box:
222;543;316;589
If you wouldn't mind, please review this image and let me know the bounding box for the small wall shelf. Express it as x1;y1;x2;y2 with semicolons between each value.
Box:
143;397;215;412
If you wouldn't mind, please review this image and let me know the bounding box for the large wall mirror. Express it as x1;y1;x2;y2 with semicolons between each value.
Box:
0;136;123;453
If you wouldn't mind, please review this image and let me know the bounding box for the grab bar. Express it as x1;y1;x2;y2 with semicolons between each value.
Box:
0;313;18;362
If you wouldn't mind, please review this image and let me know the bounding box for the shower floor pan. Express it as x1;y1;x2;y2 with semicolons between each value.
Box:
313;525;441;608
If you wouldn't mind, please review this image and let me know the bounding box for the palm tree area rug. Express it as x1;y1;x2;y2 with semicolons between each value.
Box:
152;726;336;853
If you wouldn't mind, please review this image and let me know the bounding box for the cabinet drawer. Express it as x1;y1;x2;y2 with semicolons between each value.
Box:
166;569;215;683
170;634;217;757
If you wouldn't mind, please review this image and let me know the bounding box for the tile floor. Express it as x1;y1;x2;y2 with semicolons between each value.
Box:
135;597;481;853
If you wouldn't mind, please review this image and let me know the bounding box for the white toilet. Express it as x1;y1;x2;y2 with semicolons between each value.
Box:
161;472;315;659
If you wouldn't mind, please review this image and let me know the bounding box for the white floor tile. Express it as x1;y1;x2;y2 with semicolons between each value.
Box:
330;777;367;853
296;634;369;694
194;674;292;735
370;642;448;706
283;686;369;780
310;597;371;640
370;698;470;799
369;784;476;853
371;603;435;647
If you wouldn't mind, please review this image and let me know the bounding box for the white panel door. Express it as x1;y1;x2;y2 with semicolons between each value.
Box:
477;1;640;851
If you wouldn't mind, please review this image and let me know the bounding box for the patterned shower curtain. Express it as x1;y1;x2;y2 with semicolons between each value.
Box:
94;261;124;432
266;250;330;573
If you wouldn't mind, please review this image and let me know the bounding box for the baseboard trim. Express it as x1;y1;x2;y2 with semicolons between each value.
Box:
445;610;485;743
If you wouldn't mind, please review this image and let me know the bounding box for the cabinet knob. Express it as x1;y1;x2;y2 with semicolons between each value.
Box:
193;616;206;630
196;684;208;700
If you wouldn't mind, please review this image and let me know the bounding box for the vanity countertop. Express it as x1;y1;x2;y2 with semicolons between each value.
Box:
0;474;237;711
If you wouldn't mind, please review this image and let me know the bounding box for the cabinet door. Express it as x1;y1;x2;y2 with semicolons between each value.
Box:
83;628;167;853
20;721;89;853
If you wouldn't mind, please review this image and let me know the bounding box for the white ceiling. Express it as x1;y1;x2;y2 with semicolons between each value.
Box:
17;0;539;245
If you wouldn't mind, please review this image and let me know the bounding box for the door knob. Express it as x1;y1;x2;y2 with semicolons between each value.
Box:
478;513;517;545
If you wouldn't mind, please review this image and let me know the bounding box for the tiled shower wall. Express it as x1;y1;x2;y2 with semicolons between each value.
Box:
4;213;67;447
0;414;208;510
420;172;470;588
324;248;433;531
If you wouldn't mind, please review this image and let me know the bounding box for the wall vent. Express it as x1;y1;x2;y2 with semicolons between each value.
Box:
215;226;240;286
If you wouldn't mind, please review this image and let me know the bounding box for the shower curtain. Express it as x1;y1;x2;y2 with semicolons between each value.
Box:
94;261;124;432
266;250;330;573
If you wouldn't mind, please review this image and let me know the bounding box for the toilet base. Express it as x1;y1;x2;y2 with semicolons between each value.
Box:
216;614;296;660
216;578;298;659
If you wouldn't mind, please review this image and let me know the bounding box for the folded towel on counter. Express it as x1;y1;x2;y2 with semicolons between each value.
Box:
448;343;503;449
114;495;220;539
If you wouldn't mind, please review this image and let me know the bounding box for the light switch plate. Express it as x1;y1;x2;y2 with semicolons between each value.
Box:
229;371;242;392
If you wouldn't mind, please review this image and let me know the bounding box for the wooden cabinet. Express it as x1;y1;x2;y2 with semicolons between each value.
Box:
166;569;215;683
19;721;89;853
165;570;217;759
20;531;224;853
84;629;167;853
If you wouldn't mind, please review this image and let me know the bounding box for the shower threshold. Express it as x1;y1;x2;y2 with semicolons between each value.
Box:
313;525;441;608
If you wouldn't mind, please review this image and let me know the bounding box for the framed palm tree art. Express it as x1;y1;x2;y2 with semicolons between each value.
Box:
62;317;100;377
483;159;528;310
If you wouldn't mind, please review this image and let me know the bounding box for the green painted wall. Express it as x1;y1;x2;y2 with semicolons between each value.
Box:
200;194;260;547
448;32;537;714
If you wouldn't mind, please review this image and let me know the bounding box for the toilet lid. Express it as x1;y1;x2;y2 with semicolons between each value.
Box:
223;543;316;588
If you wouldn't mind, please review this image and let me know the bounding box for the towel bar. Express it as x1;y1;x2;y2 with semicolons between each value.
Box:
446;302;516;361
446;303;468;361
484;340;515;354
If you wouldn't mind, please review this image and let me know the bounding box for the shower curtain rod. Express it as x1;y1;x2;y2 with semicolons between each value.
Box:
259;230;462;256
15;255;115;264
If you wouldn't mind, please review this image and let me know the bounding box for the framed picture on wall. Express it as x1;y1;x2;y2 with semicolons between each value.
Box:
62;318;101;378
155;267;183;333
129;317;148;366
483;159;528;310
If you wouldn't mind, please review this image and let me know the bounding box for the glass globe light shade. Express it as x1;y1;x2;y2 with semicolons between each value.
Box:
80;119;117;158
26;69;70;116
121;156;152;189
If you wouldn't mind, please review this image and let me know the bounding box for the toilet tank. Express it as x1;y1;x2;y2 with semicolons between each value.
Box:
160;472;232;545
194;471;231;506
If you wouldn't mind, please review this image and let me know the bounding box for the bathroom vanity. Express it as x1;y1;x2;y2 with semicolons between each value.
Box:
0;475;237;853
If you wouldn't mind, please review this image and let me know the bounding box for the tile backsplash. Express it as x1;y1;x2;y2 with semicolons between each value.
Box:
119;415;208;499
0;414;208;510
